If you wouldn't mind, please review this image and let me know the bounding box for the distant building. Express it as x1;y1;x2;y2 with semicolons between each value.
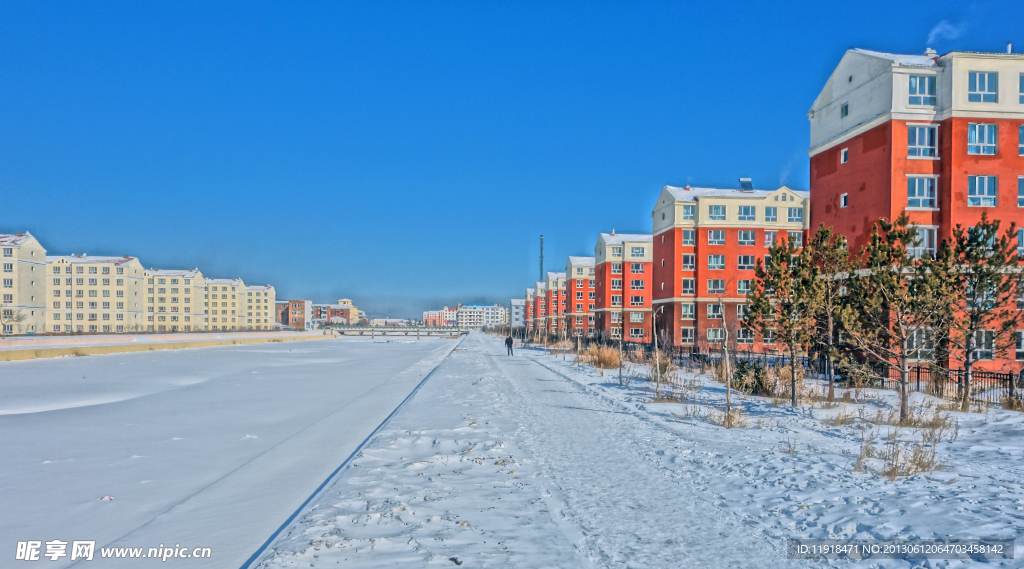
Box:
277;299;312;330
205;278;246;331
1;232;46;336
456;303;507;328
593;232;653;342
509;299;526;328
145;268;206;332
47;254;146;334
244;285;276;330
565;256;595;337
524;288;535;331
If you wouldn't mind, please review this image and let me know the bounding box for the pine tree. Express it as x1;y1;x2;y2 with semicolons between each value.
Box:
807;225;850;402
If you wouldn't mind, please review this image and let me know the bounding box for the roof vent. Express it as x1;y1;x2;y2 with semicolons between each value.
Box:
611;229;616;236
924;47;937;57
684;185;691;191
1008;41;1013;54
739;177;754;191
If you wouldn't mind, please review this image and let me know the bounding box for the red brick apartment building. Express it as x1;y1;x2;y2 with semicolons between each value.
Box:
544;272;566;335
531;281;547;331
524;287;535;331
593;233;654;342
808;48;1024;369
651;184;809;350
565;256;596;337
276;299;311;330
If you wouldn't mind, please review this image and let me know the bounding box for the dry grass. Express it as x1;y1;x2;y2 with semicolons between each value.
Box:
1001;396;1024;411
824;408;858;428
583;345;620;376
878;429;945;481
779;439;798;454
853;431;876;472
709;406;749;429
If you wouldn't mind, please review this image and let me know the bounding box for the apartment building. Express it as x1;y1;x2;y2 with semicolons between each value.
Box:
1;233;46;335
565;256;595;337
510;298;526;328
145;269;206;332
809;48;1024;254
205;278;246;331
244;285;276;330
532;281;547;331
524;288;535;331
457;303;507;328
651;184;810;349
277;299;312;330
544;272;566;334
593;233;654;341
46;254;146;334
316;301;356;325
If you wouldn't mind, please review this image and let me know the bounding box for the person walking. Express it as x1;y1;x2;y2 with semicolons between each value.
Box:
505;334;514;356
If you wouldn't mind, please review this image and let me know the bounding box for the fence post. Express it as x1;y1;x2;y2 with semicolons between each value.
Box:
916;366;921;392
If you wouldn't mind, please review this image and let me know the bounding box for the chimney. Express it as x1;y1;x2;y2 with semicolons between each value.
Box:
924;47;937;57
684;184;691;191
611;229;616;236
1008;41;1013;54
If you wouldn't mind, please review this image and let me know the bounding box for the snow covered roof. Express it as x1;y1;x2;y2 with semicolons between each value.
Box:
567;256;595;266
535;281;546;289
246;284;274;291
663;185;808;202
851;48;939;67
148;268;202;278
46;254;138;265
0;233;35;247
526;288;535;294
599;233;652;245
205;278;244;286
547;272;565;279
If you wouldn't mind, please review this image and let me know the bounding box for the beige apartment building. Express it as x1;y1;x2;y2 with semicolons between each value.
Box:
244;284;276;330
45;254;146;333
205;278;246;331
145;269;207;332
1;233;47;335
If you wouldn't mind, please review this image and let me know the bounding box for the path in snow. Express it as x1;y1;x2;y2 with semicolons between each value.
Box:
258;333;787;568
0;337;456;568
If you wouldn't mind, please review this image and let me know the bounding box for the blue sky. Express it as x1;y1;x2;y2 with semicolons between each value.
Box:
0;1;1019;317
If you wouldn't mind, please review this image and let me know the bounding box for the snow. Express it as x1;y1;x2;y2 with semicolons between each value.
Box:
664;185;810;201
257;334;1024;568
567;256;595;267
0;337;458;568
852;48;939;67
599;233;652;245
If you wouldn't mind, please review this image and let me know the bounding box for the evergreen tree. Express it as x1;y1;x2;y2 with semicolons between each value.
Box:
807;225;850;401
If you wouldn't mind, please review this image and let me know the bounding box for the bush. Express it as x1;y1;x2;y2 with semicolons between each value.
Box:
732;361;777;396
584;345;620;374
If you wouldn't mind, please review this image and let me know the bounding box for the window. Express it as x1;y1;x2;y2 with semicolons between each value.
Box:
908;125;937;157
840;193;848;208
787;207;802;223
738;230;755;245
737;255;755;270
2;278;11;288
907;177;937;208
1020;125;1024;156
610;327;621;339
908;75;936;105
611;246;623;257
707;304;723;319
973;330;995;360
707;328;724;343
707;279;725;294
737;329;754;345
680;327;694;344
788;231;803;248
611;312;621;323
708;255;725;270
765;231;777;247
840;148;849;163
630;246;645;258
738;206;755;221
765;207;777;222
1020;73;1024;103
682;230;695;246
1017;229;1024;257
968;123;997;155
631;263;644;274
611;295;622;306
2;263;10;272
709;205;725;220
630;295;644;306
630;328;645;339
612;263;622;274
968;72;998;103
630;312;644;323
681;254;695;270
2;248;11;257
682;205;695;220
968;176;997;206
1020;176;1024;206
909;227;937;258
630;279;644;290
611;279;622;290
840;103;849;117
680;303;694;319
708;230;726;245
738;280;752;295
681;279;695;295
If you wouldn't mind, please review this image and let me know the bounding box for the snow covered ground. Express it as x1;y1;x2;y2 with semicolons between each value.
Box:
0;336;458;568
258;333;1024;568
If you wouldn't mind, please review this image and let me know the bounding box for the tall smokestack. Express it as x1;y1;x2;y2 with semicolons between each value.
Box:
539;235;544;283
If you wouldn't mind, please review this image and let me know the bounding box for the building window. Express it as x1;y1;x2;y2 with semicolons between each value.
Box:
612;263;622;274
682;205;695;220
707;328;724;343
908;125;937;157
764;207;777;222
611;246;623;257
968;176;997;207
1020;73;1024;103
968;72;998;103
738;280;752;295
630;295;644;307
611;312;621;323
1019;177;1024;206
682;230;695;246
629;328;644;339
737;329;754;345
738;230;755;245
680;327;694;344
840;148;848;163
973;330;995;360
681;279;695;295
681;254;695;270
708;230;725;245
1017;229;1024;257
787;207;802;223
709;205;726;220
610;327;621;339
680;303;694;319
738;206;755;221
907;177;937;208
629;312;644;323
707;279;725;294
908;75;936;105
737;255;755;270
631;263;644;274
765;231;777;247
840;103;849;117
708;255;725;270
1020;125;1024;156
630;246;645;258
840;193;848;208
968;123;997;155
707;304;723;319
611;295;622;306
630;279;644;290
909;227;937;258
788;231;803;248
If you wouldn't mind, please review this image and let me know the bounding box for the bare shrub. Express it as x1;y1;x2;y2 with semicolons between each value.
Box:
779;439;798;454
824;408;857;428
584;345;620;376
709;406;749;429
1001;396;1024;412
853;431;876;472
878;429;945;481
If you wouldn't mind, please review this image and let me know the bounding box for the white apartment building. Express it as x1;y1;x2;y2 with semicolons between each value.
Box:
456;303;507;328
205;278;246;331
145;268;206;332
510;298;526;328
46;254;147;333
1;233;46;335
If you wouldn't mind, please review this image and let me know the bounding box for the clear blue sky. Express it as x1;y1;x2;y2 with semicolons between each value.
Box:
1;1;1019;317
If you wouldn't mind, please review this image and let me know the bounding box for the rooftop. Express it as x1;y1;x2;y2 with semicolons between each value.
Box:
567;256;595;266
599;233;653;245
851;48;940;67
46;254;138;265
149;268;202;277
663;185;808;202
206;278;244;286
0;233;35;247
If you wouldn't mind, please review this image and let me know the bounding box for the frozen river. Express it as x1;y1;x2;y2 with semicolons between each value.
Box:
0;337;457;568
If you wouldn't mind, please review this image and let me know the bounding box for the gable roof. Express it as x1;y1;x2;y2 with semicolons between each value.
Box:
567;256;595;266
598;233;653;245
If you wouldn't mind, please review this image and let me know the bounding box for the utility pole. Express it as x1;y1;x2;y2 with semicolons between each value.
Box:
539;235;544;284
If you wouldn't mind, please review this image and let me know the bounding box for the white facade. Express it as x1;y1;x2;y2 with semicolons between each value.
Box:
457;303;507;328
509;299;526;328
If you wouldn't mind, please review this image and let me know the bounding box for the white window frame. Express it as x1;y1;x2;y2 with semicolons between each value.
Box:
737;280;751;295
681;254;695;270
967;123;997;155
908;75;936;105
682;230;695;246
707;230;725;245
907;176;937;209
680;327;694;344
707;328;724;343
738;206;755;221
709;205;726;221
968;175;997;207
738;230;755;245
908;225;937;259
840;148;849;163
707;279;725;294
707;303;723;319
968;71;998;103
680;303;695;320
764;207;777;222
682;205;695;220
840;193;848;208
708;255;725;270
737;255;754;270
907;124;938;157
765;231;776;248
787;207;802;223
681;279;695;295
